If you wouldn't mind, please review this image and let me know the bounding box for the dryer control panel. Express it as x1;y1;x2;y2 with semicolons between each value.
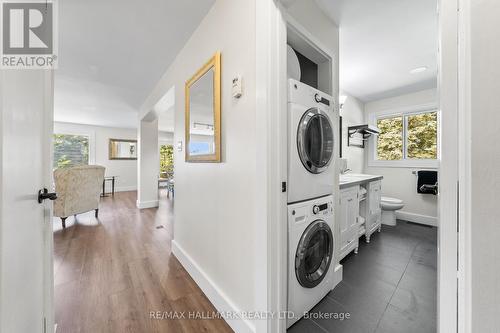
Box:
314;93;331;106
288;78;334;112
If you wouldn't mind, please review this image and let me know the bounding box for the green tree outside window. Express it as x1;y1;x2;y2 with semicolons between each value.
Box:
376;111;438;161
53;134;89;168
407;112;437;159
377;116;403;160
160;144;174;175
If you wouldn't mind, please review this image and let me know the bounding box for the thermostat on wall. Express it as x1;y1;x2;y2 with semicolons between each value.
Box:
232;75;242;98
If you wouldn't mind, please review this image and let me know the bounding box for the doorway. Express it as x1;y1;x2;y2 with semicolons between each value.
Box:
265;0;460;333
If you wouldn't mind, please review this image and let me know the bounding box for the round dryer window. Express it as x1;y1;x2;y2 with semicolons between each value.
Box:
297;108;334;174
295;220;333;288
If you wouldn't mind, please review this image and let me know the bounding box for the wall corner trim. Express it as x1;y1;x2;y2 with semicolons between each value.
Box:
172;241;255;333
135;200;159;209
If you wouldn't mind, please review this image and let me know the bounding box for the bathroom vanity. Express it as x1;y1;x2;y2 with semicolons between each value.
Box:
338;174;383;260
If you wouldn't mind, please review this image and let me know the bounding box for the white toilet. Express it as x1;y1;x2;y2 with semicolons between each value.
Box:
380;197;405;226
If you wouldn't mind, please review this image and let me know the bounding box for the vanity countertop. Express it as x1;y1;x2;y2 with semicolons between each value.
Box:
339;173;383;189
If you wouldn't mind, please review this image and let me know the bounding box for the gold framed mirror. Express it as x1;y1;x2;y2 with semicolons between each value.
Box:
185;52;221;162
109;139;137;160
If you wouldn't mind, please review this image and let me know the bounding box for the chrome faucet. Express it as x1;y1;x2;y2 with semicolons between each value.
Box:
341;168;352;175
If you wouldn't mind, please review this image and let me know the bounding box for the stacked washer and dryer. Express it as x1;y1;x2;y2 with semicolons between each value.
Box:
286;77;339;327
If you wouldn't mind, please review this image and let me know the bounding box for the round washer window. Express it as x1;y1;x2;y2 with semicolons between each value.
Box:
295;220;333;288
297;108;334;174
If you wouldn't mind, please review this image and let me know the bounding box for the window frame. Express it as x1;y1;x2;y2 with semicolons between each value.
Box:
53;130;96;167
368;103;439;168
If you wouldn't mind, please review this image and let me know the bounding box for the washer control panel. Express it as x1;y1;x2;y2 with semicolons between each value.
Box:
288;195;334;226
312;201;332;216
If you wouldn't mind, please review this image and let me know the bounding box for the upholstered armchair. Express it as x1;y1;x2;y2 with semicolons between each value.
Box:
53;165;105;228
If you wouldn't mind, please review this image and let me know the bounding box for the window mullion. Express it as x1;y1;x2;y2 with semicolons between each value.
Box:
403;115;408;160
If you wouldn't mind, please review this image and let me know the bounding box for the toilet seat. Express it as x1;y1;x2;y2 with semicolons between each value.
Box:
380;197;404;210
381;196;403;204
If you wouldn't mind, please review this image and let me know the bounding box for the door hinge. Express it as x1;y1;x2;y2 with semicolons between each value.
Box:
281;181;286;193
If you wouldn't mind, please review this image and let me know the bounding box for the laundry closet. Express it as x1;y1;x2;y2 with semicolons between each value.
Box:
284;21;342;328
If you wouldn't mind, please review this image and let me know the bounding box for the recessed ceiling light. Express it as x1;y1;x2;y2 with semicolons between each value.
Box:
410;66;428;74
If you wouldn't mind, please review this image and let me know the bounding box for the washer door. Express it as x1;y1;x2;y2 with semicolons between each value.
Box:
295;220;334;288
297;108;334;174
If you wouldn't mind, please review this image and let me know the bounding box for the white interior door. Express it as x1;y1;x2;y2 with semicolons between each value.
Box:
0;70;54;333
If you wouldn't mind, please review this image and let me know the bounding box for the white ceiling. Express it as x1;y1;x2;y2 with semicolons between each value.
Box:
316;0;438;102
55;0;214;128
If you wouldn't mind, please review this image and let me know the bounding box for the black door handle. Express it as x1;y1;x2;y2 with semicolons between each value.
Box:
38;188;57;203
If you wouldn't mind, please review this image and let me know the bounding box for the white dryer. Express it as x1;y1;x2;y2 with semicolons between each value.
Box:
288;79;336;203
287;195;335;328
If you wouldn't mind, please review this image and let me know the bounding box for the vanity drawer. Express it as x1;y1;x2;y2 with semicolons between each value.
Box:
341;234;357;250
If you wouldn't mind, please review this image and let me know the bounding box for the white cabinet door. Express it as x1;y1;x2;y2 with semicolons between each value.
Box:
364;180;382;243
340;186;359;252
369;181;381;216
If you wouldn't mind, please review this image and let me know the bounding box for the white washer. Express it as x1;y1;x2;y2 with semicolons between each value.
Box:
288;79;336;203
287;195;335;328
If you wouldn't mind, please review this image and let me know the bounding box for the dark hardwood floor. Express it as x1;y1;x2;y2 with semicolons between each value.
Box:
53;190;233;333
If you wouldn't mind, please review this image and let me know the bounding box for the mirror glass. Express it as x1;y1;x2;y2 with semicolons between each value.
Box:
185;52;221;162
109;139;137;160
189;69;215;156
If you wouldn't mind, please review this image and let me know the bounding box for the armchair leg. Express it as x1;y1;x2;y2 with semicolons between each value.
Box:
95;209;99;218
61;217;67;229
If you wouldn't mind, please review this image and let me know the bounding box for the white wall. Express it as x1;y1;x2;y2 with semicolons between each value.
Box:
54;122;137;192
364;89;438;225
340;94;365;173
158;130;174;145
469;0;500;330
140;0;257;332
137;119;159;208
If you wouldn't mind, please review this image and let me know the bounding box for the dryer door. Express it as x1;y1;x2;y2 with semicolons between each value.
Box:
295;220;333;288
297;108;334;174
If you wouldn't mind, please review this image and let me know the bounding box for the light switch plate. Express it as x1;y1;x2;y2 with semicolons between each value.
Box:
232;75;242;98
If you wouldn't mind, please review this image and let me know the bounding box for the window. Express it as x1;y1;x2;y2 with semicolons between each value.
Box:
53;134;89;168
377;116;403;160
159;144;174;176
374;110;438;165
406;112;438;159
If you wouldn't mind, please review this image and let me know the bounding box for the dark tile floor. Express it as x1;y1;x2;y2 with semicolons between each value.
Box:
288;220;437;333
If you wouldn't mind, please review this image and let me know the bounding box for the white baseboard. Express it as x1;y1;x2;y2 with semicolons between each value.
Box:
136;200;159;209
396;210;437;227
332;263;343;289
172;240;255;333
114;186;137;193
